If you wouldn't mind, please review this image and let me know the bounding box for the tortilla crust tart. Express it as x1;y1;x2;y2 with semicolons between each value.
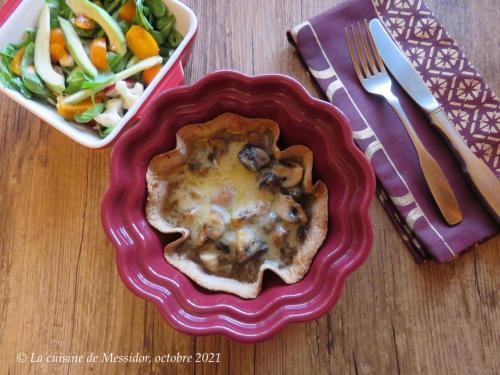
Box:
146;113;328;298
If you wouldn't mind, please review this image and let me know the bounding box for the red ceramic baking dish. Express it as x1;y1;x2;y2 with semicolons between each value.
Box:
101;71;375;342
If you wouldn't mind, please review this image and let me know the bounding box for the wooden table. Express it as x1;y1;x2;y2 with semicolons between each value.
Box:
1;0;498;374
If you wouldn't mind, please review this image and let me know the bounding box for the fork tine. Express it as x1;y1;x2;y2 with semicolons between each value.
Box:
345;27;364;81
365;19;386;73
358;21;378;74
350;24;371;78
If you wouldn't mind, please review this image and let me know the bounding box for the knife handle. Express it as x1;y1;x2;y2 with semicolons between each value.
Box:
388;98;462;225
430;108;500;224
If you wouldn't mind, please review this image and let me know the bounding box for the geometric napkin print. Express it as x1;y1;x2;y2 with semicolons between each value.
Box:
373;0;500;176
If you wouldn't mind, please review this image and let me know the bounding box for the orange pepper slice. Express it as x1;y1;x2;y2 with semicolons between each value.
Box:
74;14;96;30
50;28;65;45
89;38;108;71
50;43;68;62
126;25;159;59
10;47;25;76
56;97;101;120
49;28;70;63
119;0;136;23
142;64;162;85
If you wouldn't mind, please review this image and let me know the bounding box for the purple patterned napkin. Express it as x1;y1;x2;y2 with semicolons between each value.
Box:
288;0;499;262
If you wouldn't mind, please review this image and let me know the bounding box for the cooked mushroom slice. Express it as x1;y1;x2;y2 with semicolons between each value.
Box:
286;186;304;202
180;206;199;223
271;224;288;247
273;162;304;188
211;187;234;207
238;143;271;171
280;246;295;265
193;227;208;247
260;211;279;233
216;241;231;254
255;201;272;215
206;209;227;241
236;227;268;262
232;201;271;222
207;138;228;163
199;251;219;272
258;169;280;189
273;194;307;223
188;143;222;174
188;159;212;175
297;223;308;242
236;227;253;255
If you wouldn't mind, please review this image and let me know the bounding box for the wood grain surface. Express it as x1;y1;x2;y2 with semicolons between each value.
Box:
0;0;499;374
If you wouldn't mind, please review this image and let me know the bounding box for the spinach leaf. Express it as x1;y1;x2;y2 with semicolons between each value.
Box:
107;51;131;72
134;0;181;47
159;46;173;58
46;0;73;27
167;29;182;48
145;0;165;18
117;20;131;34
22;70;51;97
0;55;13;79
81;72;114;90
57;0;72;19
23;29;36;45
134;0;154;31
160;18;175;42
21;43;35;68
65;67;86;94
0;59;32;98
0;30;35;62
156;14;174;34
0;70;10;88
95;28;105;39
98;124;113;138
107;52;121;72
0;44;18;60
104;0;124;14
10;77;33;98
150;30;164;45
75;27;96;38
0;29;40;98
75;103;105;123
45;0;61;28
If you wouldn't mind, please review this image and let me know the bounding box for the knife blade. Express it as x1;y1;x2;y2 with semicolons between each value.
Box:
368;18;500;224
368;19;439;114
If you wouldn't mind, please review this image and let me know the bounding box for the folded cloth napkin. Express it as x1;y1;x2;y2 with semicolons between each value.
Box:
287;0;499;262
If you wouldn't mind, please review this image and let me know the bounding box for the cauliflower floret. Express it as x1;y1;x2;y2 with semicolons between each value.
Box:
94;98;123;129
115;80;144;110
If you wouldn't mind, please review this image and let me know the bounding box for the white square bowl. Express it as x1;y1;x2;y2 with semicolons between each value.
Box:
0;0;197;148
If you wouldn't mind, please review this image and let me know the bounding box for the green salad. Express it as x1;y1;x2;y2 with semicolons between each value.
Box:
0;0;182;137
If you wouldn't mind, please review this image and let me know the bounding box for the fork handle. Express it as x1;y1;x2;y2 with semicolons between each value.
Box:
430;108;500;224
388;98;463;225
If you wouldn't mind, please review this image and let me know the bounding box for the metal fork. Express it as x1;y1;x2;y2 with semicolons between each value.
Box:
345;20;462;225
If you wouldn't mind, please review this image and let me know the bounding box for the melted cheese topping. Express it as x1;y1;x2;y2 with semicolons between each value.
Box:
182;142;273;215
163;140;307;279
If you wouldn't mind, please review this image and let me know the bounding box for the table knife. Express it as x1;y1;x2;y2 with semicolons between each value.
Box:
368;19;500;224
